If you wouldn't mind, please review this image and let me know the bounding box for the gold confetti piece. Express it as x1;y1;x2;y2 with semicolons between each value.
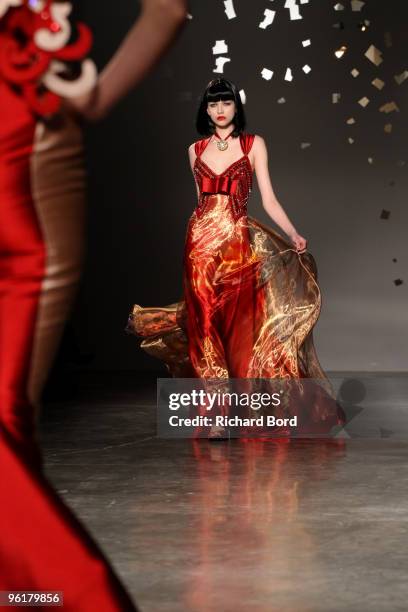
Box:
365;44;383;66
334;3;344;10
261;67;274;81
277;97;286;104
212;40;228;55
213;57;231;73
379;102;400;114
346;117;356;124
335;45;347;59
351;0;365;11
384;124;392;134
259;8;276;29
384;31;392;48
394;71;408;85
358;96;370;107
302;64;312;74
302;39;311;47
351;68;360;77
348;137;354;144
300;142;311;149
372;78;385;90
284;67;293;81
332;93;341;103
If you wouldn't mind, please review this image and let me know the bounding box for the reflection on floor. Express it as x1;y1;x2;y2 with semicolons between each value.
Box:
39;372;408;612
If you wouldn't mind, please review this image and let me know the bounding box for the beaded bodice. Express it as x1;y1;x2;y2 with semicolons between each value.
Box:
193;133;255;222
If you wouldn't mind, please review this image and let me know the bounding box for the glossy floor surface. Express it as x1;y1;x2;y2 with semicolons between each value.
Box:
39;374;408;612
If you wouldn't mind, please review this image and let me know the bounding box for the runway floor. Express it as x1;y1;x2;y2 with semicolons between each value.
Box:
39;372;408;612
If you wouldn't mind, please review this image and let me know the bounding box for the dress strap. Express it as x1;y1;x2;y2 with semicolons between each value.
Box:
194;136;212;157
239;133;255;155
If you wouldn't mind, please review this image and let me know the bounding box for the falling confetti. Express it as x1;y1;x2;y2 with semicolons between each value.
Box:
261;68;274;81
239;89;246;104
380;209;390;219
302;39;311;47
334;3;344;11
302;64;312;74
213;57;231;73
368;157;374;164
332;93;341;103
351;68;360;77
394;71;408;85
333;21;345;29
358;96;370;107
335;45;347;59
277;97;286;104
372;78;385;90
351;0;365;11
384;124;392;133
358;20;370;31
212;40;228;54
348;137;354;144
284;0;303;21
300;142;311;149
365;44;383;66
392;258;397;263
259;8;276;29
284;67;293;81
379;102;399;114
223;0;236;20
384;31;392;48
394;279;403;286
346;117;356;124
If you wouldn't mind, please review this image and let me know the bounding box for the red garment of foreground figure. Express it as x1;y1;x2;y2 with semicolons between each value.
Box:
0;431;138;611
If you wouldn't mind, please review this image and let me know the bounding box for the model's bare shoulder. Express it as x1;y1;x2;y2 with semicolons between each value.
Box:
252;134;266;150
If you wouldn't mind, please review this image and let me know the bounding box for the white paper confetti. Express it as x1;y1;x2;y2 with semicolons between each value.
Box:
365;44;383;66
239;89;246;104
223;0;236;20
351;0;365;11
259;8;276;29
302;64;311;74
284;0;303;21
394;70;408;85
368;157;374;164
348;137;354;144
346;117;356;124
302;39;311;47
351;68;360;77
379;102;400;114
335;46;347;59
213;57;231;73
212;40;228;55
284;67;293;81
334;3;344;10
261;67;274;81
358;96;370;107
277;97;286;104
332;93;341;103
372;78;385;90
301;142;311;149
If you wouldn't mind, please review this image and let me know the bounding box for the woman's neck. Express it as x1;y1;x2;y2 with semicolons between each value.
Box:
214;124;235;139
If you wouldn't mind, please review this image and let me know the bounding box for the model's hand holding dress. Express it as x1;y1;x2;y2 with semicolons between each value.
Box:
126;133;346;435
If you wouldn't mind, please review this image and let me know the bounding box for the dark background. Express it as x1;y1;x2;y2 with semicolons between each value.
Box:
66;0;407;376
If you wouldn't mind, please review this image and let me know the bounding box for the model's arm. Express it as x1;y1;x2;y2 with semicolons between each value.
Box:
188;144;200;201
253;135;307;252
65;0;188;121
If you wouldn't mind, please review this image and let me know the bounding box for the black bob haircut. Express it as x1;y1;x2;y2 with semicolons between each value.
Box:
195;77;246;137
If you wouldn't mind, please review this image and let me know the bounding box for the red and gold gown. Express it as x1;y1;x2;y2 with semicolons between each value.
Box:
126;133;346;435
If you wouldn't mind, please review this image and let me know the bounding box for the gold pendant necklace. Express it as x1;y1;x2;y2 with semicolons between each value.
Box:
215;130;233;151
